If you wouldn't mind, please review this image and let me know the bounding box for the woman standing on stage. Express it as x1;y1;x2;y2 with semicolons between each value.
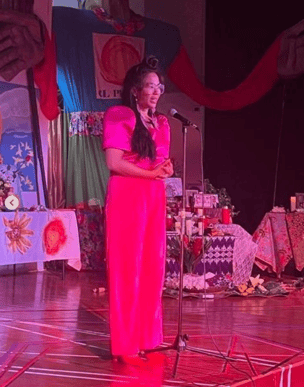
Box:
103;57;173;364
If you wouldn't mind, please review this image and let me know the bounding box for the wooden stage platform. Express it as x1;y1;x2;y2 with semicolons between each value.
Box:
0;271;304;386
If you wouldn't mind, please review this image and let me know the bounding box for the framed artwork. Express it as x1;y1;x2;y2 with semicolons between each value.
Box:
296;193;304;210
185;189;199;207
194;193;219;208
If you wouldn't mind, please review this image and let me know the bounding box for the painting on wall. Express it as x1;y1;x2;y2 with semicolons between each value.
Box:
0;82;37;207
0;0;53;208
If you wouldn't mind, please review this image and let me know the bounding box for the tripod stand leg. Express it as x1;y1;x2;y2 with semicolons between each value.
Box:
240;342;258;376
140;344;175;356
171;334;188;378
172;350;181;378
222;335;238;373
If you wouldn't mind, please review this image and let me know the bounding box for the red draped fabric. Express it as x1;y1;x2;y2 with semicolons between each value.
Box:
34;25;283;119
33;32;60;121
168;36;282;110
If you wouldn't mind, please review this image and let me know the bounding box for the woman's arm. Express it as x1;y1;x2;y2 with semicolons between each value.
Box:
105;148;172;179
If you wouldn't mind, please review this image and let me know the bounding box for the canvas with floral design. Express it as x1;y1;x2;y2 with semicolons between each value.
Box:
0;85;37;208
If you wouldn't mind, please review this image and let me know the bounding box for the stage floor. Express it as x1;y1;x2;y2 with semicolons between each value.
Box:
0;271;304;386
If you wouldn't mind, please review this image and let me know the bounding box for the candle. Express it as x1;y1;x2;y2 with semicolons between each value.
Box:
186;219;193;236
175;221;181;234
222;206;230;224
166;214;174;231
198;221;203;236
197;208;203;216
290;196;296;212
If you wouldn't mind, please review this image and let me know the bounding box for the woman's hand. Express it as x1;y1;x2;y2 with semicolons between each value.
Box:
152;159;174;179
162;159;174;178
105;149;174;179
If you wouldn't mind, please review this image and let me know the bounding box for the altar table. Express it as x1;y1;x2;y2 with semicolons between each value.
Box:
166;224;257;286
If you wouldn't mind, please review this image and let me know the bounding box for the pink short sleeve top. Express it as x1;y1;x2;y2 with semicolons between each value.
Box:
103;105;170;170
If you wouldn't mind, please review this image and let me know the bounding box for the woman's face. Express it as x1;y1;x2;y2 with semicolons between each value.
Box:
134;72;164;111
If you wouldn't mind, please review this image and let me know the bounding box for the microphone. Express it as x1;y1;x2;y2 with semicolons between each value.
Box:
169;108;199;130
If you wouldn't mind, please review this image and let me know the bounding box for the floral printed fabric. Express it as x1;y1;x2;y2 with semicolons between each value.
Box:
76;209;105;270
286;212;304;271
3;212;34;254
253;212;292;274
69;111;105;137
0;142;35;197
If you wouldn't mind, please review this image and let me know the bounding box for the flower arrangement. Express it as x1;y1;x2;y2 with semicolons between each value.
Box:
225;275;290;297
0;177;11;201
204;178;239;217
167;234;212;274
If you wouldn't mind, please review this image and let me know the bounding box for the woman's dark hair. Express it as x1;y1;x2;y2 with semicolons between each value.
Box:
121;56;164;161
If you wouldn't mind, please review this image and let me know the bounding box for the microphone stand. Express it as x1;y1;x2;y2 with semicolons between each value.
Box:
141;124;235;378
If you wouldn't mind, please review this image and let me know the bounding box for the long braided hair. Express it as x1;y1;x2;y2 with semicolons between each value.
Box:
121;56;164;161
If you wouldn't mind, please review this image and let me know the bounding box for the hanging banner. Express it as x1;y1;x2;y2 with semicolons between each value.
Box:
93;33;145;99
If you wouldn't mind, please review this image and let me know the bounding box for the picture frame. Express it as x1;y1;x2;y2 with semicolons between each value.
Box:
194;193;219;208
185;189;199;207
295;193;304;210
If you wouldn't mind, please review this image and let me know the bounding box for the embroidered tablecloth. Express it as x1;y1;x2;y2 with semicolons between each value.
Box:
253;212;292;274
253;212;304;274
166;224;257;286
165;235;234;279
216;224;258;285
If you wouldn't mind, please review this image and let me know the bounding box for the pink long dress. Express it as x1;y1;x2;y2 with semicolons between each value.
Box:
103;105;170;356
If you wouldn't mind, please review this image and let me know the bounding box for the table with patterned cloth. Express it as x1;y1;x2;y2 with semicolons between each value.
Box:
253;211;304;274
0;210;81;270
166;224;257;285
286;213;304;271
74;210;257;282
